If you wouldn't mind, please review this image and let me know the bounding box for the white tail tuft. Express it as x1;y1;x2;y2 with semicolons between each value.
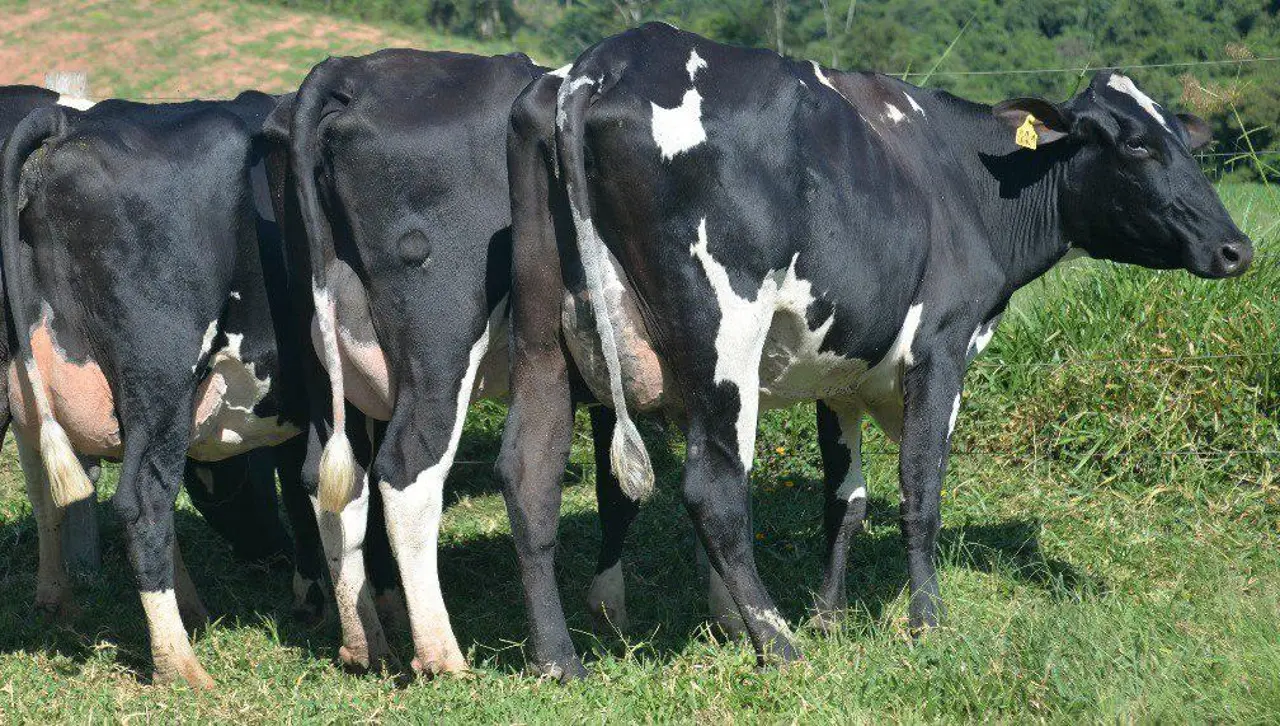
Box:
610;417;654;501
41;418;92;508
316;431;356;513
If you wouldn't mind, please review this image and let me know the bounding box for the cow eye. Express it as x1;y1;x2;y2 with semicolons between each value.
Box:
1122;137;1149;157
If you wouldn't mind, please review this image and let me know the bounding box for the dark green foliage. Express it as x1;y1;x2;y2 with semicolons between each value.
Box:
255;0;1279;177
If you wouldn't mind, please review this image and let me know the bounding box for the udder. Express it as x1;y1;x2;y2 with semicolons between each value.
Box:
189;334;299;461
9;317;121;457
561;275;669;413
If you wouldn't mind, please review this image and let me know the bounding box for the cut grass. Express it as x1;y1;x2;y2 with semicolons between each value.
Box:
0;188;1274;723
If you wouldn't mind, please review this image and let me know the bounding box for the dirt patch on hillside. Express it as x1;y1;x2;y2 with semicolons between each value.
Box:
0;0;446;99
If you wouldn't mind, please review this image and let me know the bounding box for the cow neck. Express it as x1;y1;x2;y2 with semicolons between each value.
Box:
952;103;1078;298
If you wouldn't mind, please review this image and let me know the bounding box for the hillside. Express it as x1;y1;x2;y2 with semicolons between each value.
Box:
0;0;513;99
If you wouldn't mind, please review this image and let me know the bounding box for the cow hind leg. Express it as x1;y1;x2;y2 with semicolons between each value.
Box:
586;405;639;633
275;436;328;624
376;324;496;678
15;429;74;619
811;401;867;632
682;395;800;666
307;422;392;673
114;424;213;689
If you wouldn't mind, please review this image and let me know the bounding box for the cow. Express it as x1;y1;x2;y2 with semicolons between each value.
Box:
0;92;329;687
498;22;1254;680
265;48;648;677
0;85;302;583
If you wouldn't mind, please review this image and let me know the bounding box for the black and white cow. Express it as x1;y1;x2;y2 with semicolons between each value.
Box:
499;23;1253;679
0;86;301;584
0;92;323;687
269;48;645;676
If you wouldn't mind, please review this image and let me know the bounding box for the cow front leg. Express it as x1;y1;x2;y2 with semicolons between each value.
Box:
812;401;867;631
899;353;964;631
585;405;639;632
114;428;213;689
173;537;209;628
14;428;73;619
307;421;391;673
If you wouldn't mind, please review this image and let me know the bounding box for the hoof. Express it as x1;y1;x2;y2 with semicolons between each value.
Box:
33;595;78;623
767;637;804;664
536;658;587;683
291;576;326;627
338;644;397;675
587;603;629;634
154;658;215;689
410;653;469;679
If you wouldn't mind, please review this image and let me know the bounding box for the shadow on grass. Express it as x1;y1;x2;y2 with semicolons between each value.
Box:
0;423;1103;681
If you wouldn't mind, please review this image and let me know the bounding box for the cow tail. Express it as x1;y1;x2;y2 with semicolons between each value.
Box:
0;107;91;508
555;74;654;502
290;57;356;513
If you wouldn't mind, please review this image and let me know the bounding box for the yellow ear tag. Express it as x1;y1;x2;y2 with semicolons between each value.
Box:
1015;114;1039;150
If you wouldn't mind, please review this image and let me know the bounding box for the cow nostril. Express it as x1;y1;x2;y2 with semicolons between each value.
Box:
1221;244;1241;265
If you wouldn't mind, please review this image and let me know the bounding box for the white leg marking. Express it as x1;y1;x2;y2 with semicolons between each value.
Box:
311;485;386;668
744;604;794;638
140;589;211;686
379;308;499;674
15;429;70;610
1106;74;1170;131
586;562;629;630
833;409;867;502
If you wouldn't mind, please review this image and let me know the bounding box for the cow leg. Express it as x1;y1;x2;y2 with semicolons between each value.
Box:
376;314;497;678
898;354;964;631
307;421;391;673
695;538;746;638
114;423;213;688
682;402;800;666
811;401;866;631
360;419;406;634
585;405;639;632
14;428;73;619
275;436;327;624
173;536;209;627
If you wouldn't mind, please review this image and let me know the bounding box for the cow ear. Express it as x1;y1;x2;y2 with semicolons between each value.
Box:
1177;113;1213;151
993;97;1072;147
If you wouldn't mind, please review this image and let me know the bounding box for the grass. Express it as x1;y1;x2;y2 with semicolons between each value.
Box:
0;2;1278;720
0;186;1274;723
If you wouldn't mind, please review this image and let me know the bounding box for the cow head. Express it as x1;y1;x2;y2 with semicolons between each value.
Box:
994;71;1253;279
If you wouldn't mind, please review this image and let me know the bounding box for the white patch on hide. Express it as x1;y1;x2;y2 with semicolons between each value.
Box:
1106;74;1170;131
651;89;706;161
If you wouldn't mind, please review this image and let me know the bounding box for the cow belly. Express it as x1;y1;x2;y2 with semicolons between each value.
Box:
562;287;669;413
188;348;299;462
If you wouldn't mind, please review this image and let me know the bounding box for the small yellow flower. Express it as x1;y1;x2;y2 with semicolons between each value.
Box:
784;480;795;488
775;446;786;455
755;532;765;541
